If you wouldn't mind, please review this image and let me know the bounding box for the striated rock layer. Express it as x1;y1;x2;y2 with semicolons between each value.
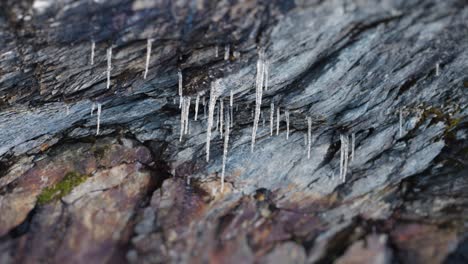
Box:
0;0;467;263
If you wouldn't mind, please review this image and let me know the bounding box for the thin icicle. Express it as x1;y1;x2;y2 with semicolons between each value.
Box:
307;117;312;159
221;110;230;193
106;47;112;89
215;45;219;57
224;44;230;61
399;108;403;137
215;105;220;132
435;62;440;76
91;102;96;116
270;102;274;136
339;135;344;180
178;69;183;96
230;90;234;127
206;80;220;162
65;105;70;116
96;103;102;135
90;41;95;65
276;107;280;135
220;99;224;138
351;133;355;162
285;110;290;140
184;97;190;134
194;94;200;121
339;134;349;182
251;49;265;152
179;97;186;141
144;38;153;79
343;135;349;182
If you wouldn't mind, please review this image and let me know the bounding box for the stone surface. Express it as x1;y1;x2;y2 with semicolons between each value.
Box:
0;0;467;263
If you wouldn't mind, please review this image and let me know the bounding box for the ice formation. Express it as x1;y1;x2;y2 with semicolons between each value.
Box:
206;80;220;162
96;103;102;135
144;38;153;79
106;47;112;89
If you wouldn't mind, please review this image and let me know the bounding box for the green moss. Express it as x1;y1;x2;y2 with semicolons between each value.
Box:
37;172;88;205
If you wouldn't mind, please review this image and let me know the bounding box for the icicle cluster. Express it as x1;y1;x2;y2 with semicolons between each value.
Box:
96;103;102;135
276;107;280;135
307;117;312;159
206;80;220;162
221;110;230;193
106;47;112;89
90;41;95;65
285;110;290;140
179;97;191;141
339;134;350;182
144;38;153;79
194;94;200;121
251;49;266;152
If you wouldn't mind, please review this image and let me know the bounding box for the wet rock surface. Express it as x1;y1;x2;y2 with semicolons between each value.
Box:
0;0;467;263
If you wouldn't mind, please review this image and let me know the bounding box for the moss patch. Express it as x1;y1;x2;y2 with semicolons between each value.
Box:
37;172;88;205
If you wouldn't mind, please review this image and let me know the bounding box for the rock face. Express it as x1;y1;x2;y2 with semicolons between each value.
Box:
0;0;467;263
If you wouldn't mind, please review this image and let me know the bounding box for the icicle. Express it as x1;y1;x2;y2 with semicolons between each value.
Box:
251;49;265;152
96;103;102;135
230;90;234;127
339;134;349;182
285;110;290;140
399;108;403;137
339;135;344;181
144;38;153;79
343;135;349;183
206;80;220;162
106;47;112;89
91;102;96;116
66;105;70;116
215;45;219;58
184;97;190;134
194;94;200;121
90;41;95;65
351;133;355;162
264;60;269;91
224;44;230;61
276;107;280;136
179;97;191;141
270;102;274;136
215;105;220;132
220;99;224;138
179;97;186;141
178;69;183;96
221;110;230;193
435;62;440;77
307;117;312;159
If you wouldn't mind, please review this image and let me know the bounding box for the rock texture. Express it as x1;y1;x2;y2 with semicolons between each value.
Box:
0;0;467;263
